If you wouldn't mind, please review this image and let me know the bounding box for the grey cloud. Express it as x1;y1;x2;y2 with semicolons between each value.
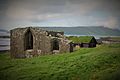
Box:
0;0;120;30
0;0;10;21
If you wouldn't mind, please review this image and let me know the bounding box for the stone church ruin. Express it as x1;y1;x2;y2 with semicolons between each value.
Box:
10;27;73;58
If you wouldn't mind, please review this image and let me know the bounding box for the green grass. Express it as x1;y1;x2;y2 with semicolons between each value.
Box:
0;44;120;80
67;36;93;43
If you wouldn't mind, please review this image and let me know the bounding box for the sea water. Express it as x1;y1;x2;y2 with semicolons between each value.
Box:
0;38;10;51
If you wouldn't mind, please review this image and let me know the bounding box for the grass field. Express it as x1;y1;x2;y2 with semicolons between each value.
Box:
0;44;120;80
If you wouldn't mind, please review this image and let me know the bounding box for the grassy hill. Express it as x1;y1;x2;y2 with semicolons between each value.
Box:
0;44;120;80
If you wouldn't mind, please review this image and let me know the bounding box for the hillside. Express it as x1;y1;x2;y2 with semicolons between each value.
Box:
0;27;120;37
40;26;120;36
0;44;120;80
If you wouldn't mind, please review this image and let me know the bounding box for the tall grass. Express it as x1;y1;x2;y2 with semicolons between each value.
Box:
0;44;120;80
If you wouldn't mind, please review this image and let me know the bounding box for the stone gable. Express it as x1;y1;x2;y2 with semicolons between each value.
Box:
10;27;73;58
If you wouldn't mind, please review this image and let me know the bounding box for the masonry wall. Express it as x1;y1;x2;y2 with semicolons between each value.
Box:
10;27;72;58
10;28;26;58
59;39;70;53
47;31;64;37
30;28;52;55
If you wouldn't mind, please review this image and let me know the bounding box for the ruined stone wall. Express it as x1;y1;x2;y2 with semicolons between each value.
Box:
11;27;53;58
10;27;72;58
59;39;70;53
10;28;27;58
24;28;52;56
47;31;64;37
32;28;52;55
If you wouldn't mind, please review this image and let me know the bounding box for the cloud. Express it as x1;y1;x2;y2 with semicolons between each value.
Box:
5;0;99;22
103;17;119;29
94;16;119;29
6;5;72;22
0;0;120;30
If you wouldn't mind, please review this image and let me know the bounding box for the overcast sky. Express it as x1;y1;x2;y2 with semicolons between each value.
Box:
0;0;120;30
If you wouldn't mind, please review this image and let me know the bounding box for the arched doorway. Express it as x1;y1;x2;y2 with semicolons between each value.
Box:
24;29;33;50
52;39;59;50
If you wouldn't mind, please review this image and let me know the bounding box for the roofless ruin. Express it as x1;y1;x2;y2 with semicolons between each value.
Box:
10;27;73;58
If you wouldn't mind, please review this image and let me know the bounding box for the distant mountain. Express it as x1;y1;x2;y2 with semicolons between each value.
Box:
0;29;9;33
0;27;120;38
40;26;120;37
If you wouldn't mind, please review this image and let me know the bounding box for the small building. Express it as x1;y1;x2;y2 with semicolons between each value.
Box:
79;36;97;48
67;36;97;48
10;27;73;58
